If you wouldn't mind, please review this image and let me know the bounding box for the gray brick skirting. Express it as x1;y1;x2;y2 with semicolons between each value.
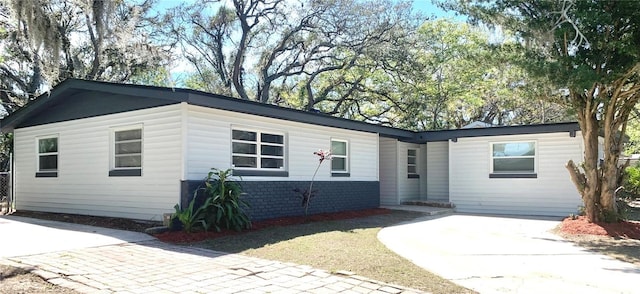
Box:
180;180;380;221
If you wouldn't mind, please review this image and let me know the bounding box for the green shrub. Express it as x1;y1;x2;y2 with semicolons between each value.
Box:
171;194;212;232
622;165;640;199
201;168;251;232
171;168;251;233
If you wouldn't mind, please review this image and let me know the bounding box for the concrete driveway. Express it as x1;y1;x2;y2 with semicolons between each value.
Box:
0;215;155;258
378;214;640;294
1;215;423;293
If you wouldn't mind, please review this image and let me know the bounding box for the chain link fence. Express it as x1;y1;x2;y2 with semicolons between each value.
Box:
0;172;11;214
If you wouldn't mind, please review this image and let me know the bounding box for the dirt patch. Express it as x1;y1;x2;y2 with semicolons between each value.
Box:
155;208;391;243
556;215;640;266
0;264;80;294
11;210;162;232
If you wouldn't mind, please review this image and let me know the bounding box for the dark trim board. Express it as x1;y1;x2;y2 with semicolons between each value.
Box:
109;169;142;177
331;172;350;177
232;170;289;177
35;172;57;178
489;173;538;179
418;122;580;142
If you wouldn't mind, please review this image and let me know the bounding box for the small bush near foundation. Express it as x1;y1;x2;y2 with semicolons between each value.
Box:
171;168;251;232
202;168;251;232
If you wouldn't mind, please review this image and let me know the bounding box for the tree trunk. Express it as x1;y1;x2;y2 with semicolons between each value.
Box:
566;79;640;222
581;117;600;222
566;93;601;223
599;103;620;220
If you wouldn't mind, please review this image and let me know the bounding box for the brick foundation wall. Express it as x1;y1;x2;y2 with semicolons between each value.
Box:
180;180;379;221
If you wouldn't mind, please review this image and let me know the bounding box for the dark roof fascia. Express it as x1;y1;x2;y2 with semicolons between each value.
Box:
0;79;189;132
415;122;580;142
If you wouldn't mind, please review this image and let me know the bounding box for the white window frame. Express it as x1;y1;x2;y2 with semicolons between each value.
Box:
490;141;537;174
36;135;59;173
231;127;286;170
110;124;143;171
407;148;418;177
330;139;349;174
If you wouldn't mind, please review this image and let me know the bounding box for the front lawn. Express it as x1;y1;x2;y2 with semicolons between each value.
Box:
192;210;474;294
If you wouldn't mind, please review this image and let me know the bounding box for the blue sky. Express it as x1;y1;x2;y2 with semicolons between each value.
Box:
412;0;461;19
154;0;461;20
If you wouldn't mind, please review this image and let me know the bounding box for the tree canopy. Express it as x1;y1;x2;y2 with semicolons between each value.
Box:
442;0;640;222
0;0;575;131
0;0;171;113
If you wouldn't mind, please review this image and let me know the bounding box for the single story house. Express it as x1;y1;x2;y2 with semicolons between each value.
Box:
0;79;585;221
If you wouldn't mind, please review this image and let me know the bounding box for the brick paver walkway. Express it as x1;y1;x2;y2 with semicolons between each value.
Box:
5;240;424;294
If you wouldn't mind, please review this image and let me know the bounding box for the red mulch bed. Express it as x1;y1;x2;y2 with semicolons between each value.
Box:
560;216;640;240
155;208;391;243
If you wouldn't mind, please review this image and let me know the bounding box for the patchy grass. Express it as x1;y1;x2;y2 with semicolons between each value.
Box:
0;263;79;294
194;210;474;294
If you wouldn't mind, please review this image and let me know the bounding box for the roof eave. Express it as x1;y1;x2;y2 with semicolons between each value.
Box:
415;122;580;142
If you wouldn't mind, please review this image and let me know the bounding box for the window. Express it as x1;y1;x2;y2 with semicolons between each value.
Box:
37;136;58;177
490;141;536;178
408;149;418;178
331;139;349;176
110;126;142;176
232;129;285;171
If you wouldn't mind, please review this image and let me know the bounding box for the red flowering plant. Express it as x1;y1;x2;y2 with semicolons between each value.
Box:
294;149;332;217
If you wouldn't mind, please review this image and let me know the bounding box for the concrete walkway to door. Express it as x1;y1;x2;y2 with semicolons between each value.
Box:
378;214;640;294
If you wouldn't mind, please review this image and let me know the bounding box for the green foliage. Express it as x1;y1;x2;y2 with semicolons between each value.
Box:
201;168;251;232
443;0;640;223
443;0;640;99
624;108;640;155
127;67;174;87
301;18;571;131
171;168;251;233
577;205;586;216
0;133;13;171
615;200;632;221
601;208;621;223
1;0;171;100
622;165;640;198
171;195;212;233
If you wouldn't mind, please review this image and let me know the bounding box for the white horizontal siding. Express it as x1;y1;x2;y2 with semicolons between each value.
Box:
379;137;398;205
397;142;420;202
426;141;449;201
186;105;379;181
419;144;428;200
13;104;183;221
449;132;583;216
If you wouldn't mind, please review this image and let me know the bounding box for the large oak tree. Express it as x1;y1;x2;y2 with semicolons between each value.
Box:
168;0;417;107
0;0;171;112
444;0;640;222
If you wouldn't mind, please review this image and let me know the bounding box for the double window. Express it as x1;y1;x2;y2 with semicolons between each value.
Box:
110;126;143;176
490;141;536;178
232;129;285;170
331;139;349;176
36;136;58;177
408;149;418;178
